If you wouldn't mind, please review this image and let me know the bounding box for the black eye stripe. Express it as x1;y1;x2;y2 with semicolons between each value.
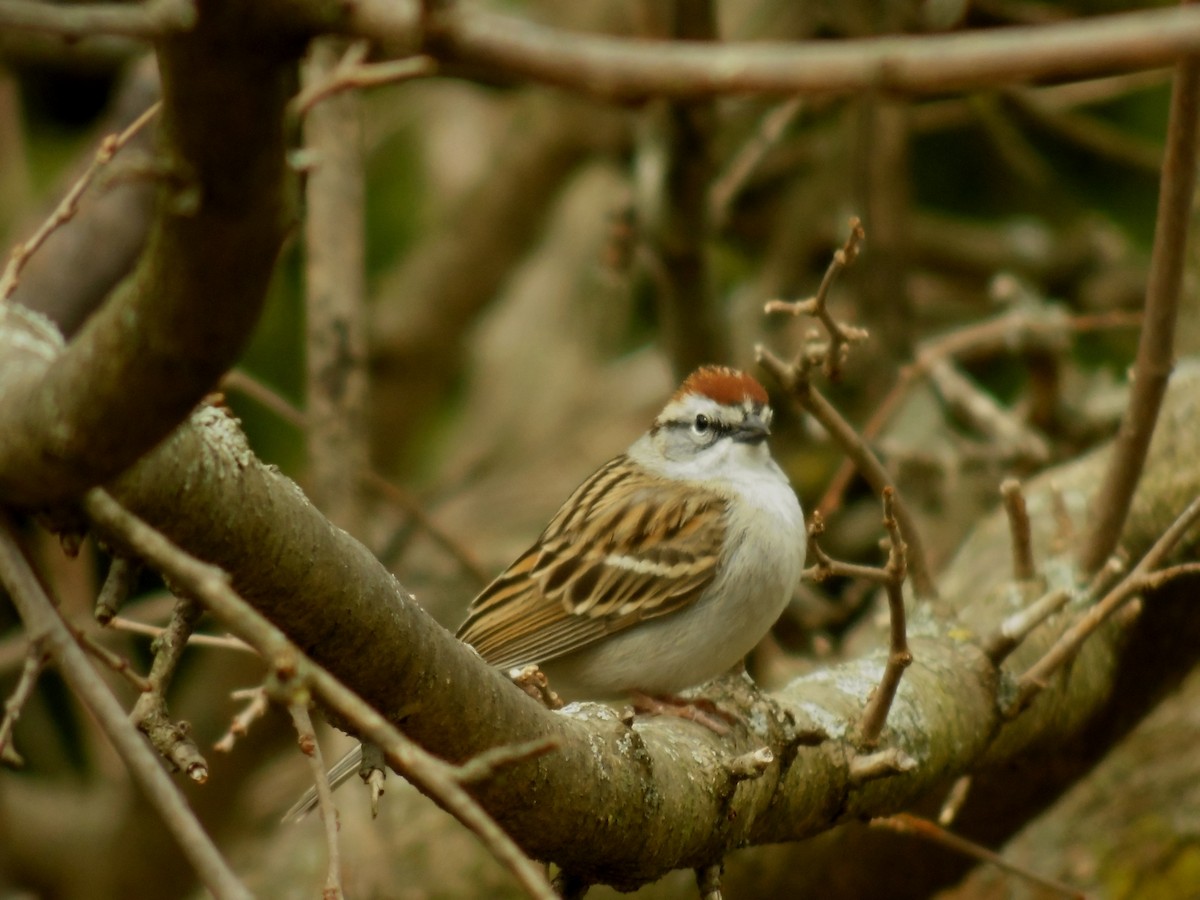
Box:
665;417;733;437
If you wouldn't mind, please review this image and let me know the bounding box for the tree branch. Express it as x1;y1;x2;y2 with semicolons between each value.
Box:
1078;46;1200;573
341;2;1200;100
0;3;296;508
0;511;250;899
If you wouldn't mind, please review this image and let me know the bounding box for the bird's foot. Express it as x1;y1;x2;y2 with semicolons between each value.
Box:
628;691;738;735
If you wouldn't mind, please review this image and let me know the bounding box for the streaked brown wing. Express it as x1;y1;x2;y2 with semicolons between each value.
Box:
456;456;729;669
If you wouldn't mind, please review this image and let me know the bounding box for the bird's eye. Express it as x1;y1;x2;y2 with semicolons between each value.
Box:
693;414;710;434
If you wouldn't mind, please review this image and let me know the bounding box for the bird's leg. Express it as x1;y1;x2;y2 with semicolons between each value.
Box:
628;691;737;735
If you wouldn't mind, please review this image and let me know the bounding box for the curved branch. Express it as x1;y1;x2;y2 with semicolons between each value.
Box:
339;3;1200;100
0;4;296;508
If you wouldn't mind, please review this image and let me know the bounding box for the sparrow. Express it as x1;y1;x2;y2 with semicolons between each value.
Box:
457;364;806;700
285;365;804;819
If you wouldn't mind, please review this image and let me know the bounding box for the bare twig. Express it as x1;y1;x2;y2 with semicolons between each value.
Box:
214;686;271;753
130;597;208;783
292;46;436;115
109;615;255;652
74;627;152;693
764;217;867;381
927;361;1049;464
1008;88;1163;173
937;775;972;827
1000;479;1037;582
760;218;935;597
289;703;345;900
95;556;140;625
709;97;804;229
0;0;194;40
452;736;560;785
82;488;557;900
1084;555;1125;601
857;489;912;748
805;512;902;587
0;513;251;899
0;101;160;302
983;588;1071;665
1049;483;1076;552
816;306;1139;520
722;747;775;784
1078;48;1200;574
221;370;306;429
759;346;938;599
0;642;45;767
873;813;1085;899
847;748;916;786
1012;496;1200;714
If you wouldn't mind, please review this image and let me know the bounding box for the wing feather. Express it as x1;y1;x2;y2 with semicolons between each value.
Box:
456;456;728;668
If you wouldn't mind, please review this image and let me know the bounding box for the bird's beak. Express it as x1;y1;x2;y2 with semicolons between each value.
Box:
733;412;770;445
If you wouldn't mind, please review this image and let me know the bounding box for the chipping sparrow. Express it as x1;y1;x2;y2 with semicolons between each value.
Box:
457;364;806;698
285;365;804;820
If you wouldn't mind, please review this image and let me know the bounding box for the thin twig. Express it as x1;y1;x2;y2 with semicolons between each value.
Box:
804;514;899;585
1000;478;1037;582
937;775;972;827
0;101;160;301
1078;48;1200;574
82;489;557;900
95;555;140;625
108;616;256;652
709;97;804;229
293;51;437;115
221;370;305;429
74;627;153;693
289;703;345;900
0;642;46;767
873;813;1085;899
763;217;867;381
759;346;938;599
816;305;1139;520
214;686;271;753
847;748;916;786
452;736;560;785
722;747;775;784
1012;496;1200;714
927;361;1049;464
0;513;251;900
130;597;209;783
983;587;1071;665
857;489;913;748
